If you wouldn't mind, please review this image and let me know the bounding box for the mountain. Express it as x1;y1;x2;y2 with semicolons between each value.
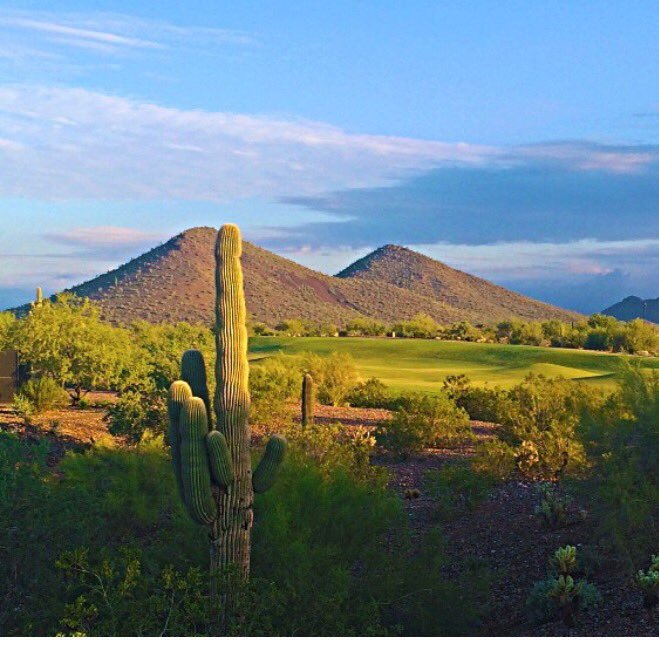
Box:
602;296;659;323
25;227;580;326
337;244;578;323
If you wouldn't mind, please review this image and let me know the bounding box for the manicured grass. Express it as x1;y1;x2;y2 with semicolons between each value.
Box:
249;336;658;393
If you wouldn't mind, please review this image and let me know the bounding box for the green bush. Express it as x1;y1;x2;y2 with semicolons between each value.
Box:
249;354;300;427
580;364;658;566
1;424;490;636
442;374;504;422
377;393;473;457
105;384;167;443
496;375;591;479
302;351;358;407
472;439;517;480
17;377;67;413
346;377;391;409
424;462;494;520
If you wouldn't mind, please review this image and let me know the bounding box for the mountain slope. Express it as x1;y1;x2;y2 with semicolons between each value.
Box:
35;227;579;326
337;244;578;323
602;296;659;323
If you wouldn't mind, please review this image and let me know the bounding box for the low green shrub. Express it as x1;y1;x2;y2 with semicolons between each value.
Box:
106;384;167;443
346;377;391;409
496;375;592;479
579;364;658;566
377;393;473;457
442;374;505;422
18;376;68;413
249;354;299;427
424;462;494;520
472;439;517;480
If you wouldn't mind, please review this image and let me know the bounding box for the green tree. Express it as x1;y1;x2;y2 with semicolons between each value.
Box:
11;294;135;404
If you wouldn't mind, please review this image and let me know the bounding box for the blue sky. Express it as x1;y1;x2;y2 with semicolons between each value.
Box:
0;1;657;312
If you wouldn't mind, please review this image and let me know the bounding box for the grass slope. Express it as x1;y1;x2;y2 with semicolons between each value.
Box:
249;337;659;392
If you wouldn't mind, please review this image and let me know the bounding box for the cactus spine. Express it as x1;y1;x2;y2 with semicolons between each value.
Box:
167;224;286;586
301;373;314;426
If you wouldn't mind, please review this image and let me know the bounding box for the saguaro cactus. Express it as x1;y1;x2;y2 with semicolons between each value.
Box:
168;224;286;583
30;287;43;310
301;372;314;426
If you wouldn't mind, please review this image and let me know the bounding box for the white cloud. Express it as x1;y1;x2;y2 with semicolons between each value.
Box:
1;85;655;205
47;226;165;252
0;85;498;202
0;10;255;57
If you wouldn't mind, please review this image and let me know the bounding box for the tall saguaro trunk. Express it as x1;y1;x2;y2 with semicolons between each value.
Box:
212;225;253;580
167;223;286;628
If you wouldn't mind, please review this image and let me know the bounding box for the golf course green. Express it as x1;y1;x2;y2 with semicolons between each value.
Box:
249;336;658;393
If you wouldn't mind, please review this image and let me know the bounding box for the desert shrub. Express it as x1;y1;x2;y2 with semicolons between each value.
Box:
496;375;591;479
424;462;494;520
302;351;358;407
374;526;488;636
472;439;517;480
391;313;439;339
274;319;307;337
105;383;167;443
249;354;300;427
12;393;36;425
526;545;601;626
18;376;68;413
344;317;387;337
443;321;484;342
281;422;382;485
346;377;391;408
580;364;658;565
128;321;214;392
377;393;473;457
442;374;504;422
55;547;213;636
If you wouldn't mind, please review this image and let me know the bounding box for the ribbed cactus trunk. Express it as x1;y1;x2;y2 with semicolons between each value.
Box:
211;224;253;580
168;224;286;629
301;373;314;427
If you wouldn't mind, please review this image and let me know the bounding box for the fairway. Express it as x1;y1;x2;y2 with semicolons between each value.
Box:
249;337;658;393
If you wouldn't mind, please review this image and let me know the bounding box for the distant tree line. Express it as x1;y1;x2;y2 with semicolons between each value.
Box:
253;312;657;356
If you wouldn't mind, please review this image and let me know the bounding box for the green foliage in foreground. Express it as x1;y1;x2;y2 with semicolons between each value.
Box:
0;430;486;636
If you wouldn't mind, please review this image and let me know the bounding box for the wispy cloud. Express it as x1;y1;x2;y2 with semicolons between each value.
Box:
1;84;657;208
46;226;165;256
1;16;162;51
0;85;497;201
0;9;256;62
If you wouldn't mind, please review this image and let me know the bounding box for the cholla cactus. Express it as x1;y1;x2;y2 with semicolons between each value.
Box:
168;224;286;582
516;440;539;476
552;545;577;576
635;554;659;611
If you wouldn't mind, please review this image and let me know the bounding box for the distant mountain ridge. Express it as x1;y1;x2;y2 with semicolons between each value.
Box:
17;227;580;326
602;296;659;323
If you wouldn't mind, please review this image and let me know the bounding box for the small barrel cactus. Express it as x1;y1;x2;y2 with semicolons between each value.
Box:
168;224;286;581
301;372;314;426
